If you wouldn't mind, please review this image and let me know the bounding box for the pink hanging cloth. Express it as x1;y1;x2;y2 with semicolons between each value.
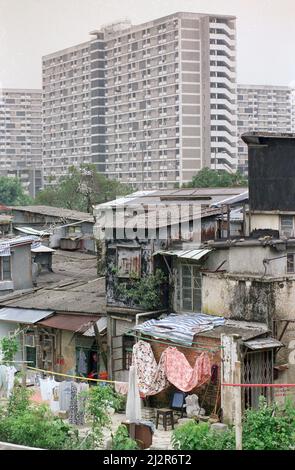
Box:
164;347;211;392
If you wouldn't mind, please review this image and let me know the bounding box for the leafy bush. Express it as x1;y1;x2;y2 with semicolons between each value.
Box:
242;397;295;450
171;421;234;451
0;387;79;450
172;397;295;450
111;425;139;450
81;385;125;449
0;336;19;364
116;269;167;310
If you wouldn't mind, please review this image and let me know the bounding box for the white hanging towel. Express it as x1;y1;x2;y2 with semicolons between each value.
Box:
125;365;141;422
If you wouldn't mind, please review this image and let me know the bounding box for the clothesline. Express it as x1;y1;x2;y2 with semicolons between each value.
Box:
26;366;117;384
126;331;222;353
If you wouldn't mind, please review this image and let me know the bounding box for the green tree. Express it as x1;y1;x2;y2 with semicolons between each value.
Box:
0;177;32;205
185;167;248;188
35;164;133;213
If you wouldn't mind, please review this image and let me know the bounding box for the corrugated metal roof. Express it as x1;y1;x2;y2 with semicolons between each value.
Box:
31;245;55;253
37;314;100;332
15;226;51;236
243;337;283;350
0;307;53;324
134;313;225;346
210;191;249;208
153;248;212;260
83;317;107;336
10;206;94;222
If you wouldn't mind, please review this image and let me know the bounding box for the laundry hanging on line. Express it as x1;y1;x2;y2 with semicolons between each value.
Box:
132;340;168;396
132;340;212;395
0;365;17;399
163;347;211;392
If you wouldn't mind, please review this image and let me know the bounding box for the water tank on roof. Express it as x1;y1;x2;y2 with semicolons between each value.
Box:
242;132;295;211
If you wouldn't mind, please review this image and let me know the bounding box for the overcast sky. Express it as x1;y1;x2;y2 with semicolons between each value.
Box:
1;0;295;89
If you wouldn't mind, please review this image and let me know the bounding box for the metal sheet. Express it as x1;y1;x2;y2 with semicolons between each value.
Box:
0;307;54;324
37;314;100;332
153;248;212;260
15;227;51;236
134;313;225;346
31;245;55;253
83;317;107;336
244;337;283;350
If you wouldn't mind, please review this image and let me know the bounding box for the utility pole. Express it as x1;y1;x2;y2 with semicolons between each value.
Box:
234;361;242;450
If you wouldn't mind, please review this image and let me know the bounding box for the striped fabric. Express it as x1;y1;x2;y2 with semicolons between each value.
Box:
134;313;225;346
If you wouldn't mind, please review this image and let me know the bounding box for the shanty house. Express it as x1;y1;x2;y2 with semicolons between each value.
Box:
10;205;96;253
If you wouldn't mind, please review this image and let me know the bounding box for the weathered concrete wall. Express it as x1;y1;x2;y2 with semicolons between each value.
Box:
248;214;279;233
221;334;241;424
12;244;33;290
202;273;276;325
202;272;295;386
203;248;229;272
228;245;285;276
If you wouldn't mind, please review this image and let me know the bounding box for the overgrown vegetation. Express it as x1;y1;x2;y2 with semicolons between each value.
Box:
0;176;32;205
0;336;19;364
172;397;295;450
0;383;125;450
172;421;235;450
116;269;167;310
81;385;126;449
111;424;139;450
185;167;248;188
35;164;132;213
0;387;79;449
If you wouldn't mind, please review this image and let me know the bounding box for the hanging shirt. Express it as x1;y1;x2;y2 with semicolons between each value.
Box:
6;366;17;397
59;381;74;412
77;349;88;375
39;377;59;402
50;383;61;413
0;365;17;398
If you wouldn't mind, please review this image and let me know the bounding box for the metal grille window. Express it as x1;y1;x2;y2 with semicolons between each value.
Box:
287;253;295;273
243;350;273;409
280;215;294;237
180;264;202;312
0;256;11;281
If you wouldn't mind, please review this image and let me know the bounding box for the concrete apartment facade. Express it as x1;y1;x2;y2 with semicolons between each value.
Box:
42;12;237;189
237;84;293;174
0;89;42;197
42;41;92;184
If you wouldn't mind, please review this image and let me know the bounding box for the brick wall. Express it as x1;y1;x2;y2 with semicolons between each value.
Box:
146;334;221;415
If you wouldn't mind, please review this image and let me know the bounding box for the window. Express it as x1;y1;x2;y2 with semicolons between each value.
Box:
117;246;141;277
280;215;294;237
0;256;11;281
123;335;135;370
68;225;81;235
180;265;202;312
287;254;295;273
